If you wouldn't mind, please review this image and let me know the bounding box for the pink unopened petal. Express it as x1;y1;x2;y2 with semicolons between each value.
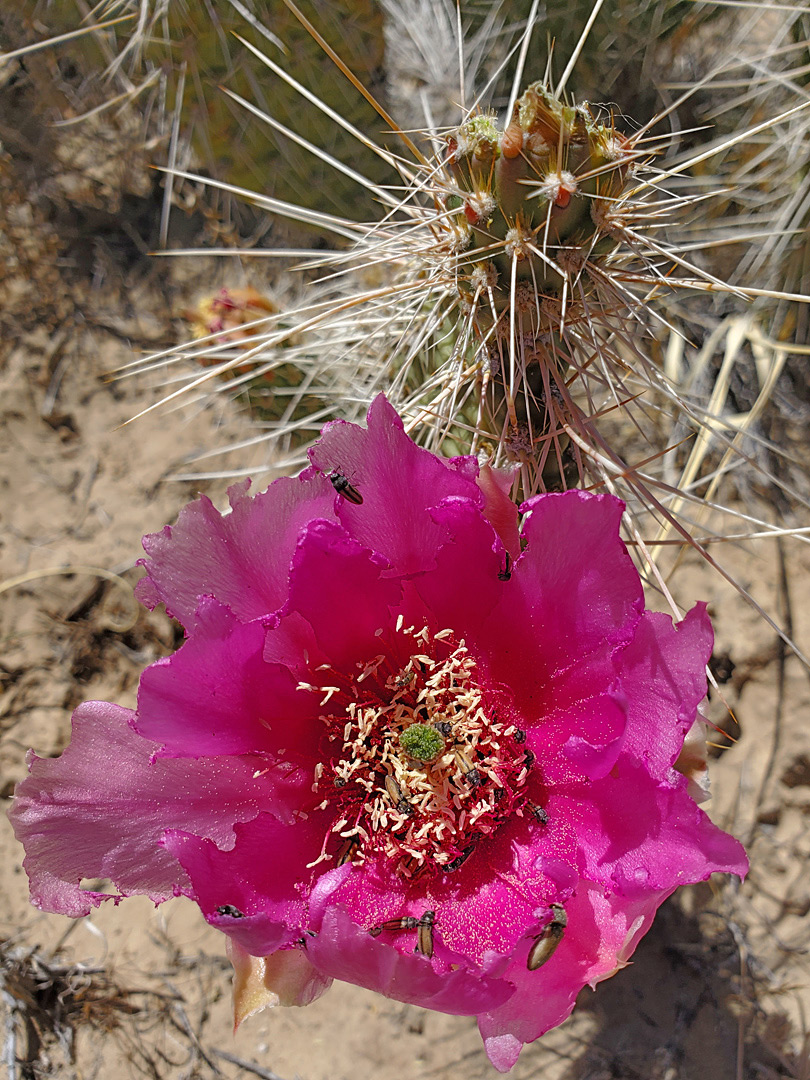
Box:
475;463;521;559
228;939;332;1028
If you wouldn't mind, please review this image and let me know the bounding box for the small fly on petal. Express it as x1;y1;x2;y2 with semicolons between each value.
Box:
527;903;567;971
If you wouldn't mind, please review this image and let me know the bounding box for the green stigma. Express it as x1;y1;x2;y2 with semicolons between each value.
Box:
399;723;445;764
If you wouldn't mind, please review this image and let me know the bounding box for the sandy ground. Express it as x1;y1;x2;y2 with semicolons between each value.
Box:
2;14;810;1080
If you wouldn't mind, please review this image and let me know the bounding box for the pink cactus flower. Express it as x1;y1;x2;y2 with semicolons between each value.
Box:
10;396;747;1071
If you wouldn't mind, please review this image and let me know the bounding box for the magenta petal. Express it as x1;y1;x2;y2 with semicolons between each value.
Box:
462;491;642;725
530;691;627;783
319;817;578;970
10;702;281;916
165;812;329;955
137;599;322;761
562;762;747;892
616;606;714;773
305;901;514;1015
136;474;336;628
308;395;484;576
285;519;401;668
517;491;643;661
478;882;664;1071
408;497;505;633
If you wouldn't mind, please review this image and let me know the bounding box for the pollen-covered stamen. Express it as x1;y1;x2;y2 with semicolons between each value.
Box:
307;624;539;879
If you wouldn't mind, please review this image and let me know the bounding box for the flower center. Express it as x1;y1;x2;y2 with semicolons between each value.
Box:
303;620;538;879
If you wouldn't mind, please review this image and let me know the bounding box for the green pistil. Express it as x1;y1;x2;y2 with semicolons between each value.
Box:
399;723;445;764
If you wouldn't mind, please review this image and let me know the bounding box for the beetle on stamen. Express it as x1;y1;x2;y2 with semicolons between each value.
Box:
454;747;482;788
336;836;360;866
384;773;413;816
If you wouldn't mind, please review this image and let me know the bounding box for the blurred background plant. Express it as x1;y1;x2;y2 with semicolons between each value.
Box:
11;0;389;227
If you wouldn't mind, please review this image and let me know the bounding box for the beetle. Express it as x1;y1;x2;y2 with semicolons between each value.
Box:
443;844;475;874
527;802;549;825
527;903;567;970
368;914;420;938
215;904;245;919
329;471;363;504
384;773;413;816
416;910;435;959
336;836;359;866
368;910;436;959
454;747;482;788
